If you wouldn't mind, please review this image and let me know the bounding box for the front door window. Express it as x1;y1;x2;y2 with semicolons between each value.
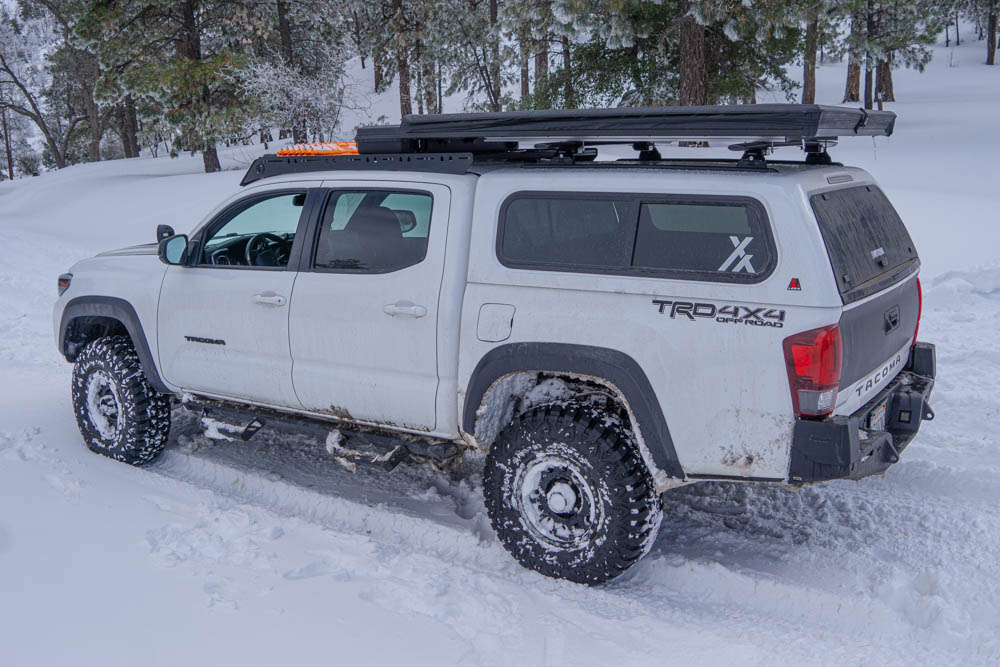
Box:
200;192;306;267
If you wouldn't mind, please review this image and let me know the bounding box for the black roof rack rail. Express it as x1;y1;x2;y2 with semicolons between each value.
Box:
355;104;894;154
241;152;474;186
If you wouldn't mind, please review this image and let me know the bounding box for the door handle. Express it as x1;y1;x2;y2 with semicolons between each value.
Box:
383;301;427;318
253;293;287;306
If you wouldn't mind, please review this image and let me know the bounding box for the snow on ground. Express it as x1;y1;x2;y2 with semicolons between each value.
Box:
1;37;999;666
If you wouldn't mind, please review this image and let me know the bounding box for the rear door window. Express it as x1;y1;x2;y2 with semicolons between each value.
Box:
314;190;433;273
810;185;918;303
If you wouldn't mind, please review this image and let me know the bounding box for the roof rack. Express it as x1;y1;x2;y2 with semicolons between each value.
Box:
355;104;893;153
241;104;894;185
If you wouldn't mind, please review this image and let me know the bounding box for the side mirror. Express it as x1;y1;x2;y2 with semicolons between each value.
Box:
158;234;189;266
156;224;176;242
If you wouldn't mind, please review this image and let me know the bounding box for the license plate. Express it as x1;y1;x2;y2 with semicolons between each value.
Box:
867;401;888;432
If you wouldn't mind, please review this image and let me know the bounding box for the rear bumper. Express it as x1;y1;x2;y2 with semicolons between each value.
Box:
788;342;936;484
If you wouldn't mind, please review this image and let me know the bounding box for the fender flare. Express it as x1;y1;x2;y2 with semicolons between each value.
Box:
59;296;171;394
462;342;684;480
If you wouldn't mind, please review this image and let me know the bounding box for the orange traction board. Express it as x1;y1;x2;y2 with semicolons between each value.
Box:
275;141;359;156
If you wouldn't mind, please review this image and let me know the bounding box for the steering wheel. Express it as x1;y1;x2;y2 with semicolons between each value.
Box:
245;233;290;266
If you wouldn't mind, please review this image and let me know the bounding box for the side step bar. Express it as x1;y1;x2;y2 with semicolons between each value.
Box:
179;396;463;472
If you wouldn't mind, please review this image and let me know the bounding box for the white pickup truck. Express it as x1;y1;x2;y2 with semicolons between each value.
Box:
54;105;936;583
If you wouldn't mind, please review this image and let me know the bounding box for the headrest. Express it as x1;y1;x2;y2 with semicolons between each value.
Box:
344;207;402;237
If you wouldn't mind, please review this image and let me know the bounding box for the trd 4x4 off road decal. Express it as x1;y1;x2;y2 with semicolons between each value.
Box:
652;299;786;328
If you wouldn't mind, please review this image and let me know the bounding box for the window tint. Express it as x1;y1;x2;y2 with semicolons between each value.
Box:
499;193;773;282
633;201;768;276
500;197;634;267
200;192;305;267
315;190;433;273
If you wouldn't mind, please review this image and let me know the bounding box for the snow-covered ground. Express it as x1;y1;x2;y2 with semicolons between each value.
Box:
2;38;999;666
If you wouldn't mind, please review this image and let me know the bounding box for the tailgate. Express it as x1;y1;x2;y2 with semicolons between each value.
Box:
834;275;919;415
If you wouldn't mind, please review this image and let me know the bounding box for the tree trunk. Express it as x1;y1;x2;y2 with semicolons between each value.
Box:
397;52;412;117
678;13;707;106
423;59;436;115
956;12;960;45
863;5;874;109
276;1;294;66
121;95;139;158
202;144;220;173
277;1;306;141
802;11;819;104
534;39;548;108
875;59;894;102
843;15;861;102
945;24;950;48
863;64;873;109
988;4;998;65
84;97;101;162
374;53;384;92
561;37;573;108
415;42;424;115
1;104;13;180
520;42;530;104
488;0;501;111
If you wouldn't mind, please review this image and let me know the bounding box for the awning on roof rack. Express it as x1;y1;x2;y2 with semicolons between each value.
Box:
355;104;894;154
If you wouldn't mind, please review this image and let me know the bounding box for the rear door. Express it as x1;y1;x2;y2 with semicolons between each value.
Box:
288;182;450;431
810;184;921;414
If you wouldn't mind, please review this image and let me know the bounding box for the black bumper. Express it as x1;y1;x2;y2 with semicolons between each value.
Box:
788;342;936;484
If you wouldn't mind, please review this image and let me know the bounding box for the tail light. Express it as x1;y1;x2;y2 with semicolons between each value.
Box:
912;277;922;346
783;323;842;419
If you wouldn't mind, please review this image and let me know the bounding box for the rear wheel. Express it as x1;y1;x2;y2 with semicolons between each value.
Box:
483;403;662;584
71;336;171;465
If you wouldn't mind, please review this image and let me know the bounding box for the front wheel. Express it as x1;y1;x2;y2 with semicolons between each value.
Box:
71;336;171;465
483;403;662;584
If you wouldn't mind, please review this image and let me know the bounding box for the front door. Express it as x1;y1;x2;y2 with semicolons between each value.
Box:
157;189;312;407
289;183;449;430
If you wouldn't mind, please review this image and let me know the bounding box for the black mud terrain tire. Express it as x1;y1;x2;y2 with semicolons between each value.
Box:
71;336;171;465
483;402;662;584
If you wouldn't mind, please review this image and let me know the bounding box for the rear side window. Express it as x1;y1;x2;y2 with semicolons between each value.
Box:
633;201;769;276
810;185;918;303
500;196;635;268
498;192;774;283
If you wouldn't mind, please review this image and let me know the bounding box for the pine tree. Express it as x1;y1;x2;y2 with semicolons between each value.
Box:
77;0;271;172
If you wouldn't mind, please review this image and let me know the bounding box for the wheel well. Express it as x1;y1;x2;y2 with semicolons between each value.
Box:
467;371;679;492
62;316;129;361
462;342;685;487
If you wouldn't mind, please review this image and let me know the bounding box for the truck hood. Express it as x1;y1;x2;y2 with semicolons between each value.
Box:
96;243;158;257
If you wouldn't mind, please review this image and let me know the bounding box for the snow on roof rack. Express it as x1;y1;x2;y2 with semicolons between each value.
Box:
355;104;895;154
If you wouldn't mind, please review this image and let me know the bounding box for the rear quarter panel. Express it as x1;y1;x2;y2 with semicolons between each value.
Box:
459;168;846;480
